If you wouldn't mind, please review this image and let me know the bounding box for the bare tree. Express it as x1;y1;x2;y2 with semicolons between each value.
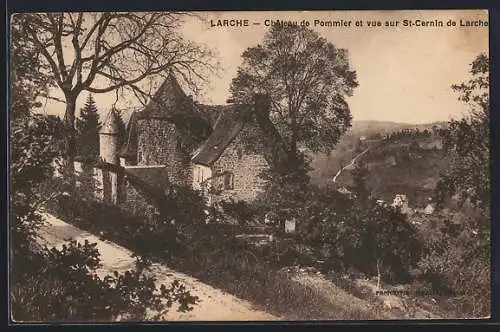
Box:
13;12;217;162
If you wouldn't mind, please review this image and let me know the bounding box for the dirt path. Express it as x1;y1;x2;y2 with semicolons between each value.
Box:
37;213;279;321
332;148;370;183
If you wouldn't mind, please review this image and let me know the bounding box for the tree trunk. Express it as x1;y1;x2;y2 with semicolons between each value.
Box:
289;117;298;165
63;94;78;193
376;257;382;290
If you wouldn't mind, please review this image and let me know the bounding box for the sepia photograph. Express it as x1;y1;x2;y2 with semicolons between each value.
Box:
9;9;490;322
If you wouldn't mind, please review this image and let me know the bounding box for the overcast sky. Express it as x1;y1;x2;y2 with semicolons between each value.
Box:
39;10;489;124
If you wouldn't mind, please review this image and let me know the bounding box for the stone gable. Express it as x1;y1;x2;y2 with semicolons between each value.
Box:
137;118;192;185
210;122;269;203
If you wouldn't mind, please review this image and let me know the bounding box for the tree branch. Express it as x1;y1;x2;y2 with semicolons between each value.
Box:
67;13;84;88
46;13;69;83
24;23;64;89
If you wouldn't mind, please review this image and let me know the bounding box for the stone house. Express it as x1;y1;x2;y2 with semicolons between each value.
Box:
100;72;287;208
424;203;435;215
391;194;410;214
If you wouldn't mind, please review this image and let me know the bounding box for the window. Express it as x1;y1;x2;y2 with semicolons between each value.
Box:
197;166;203;183
237;148;243;160
138;151;143;163
224;172;234;190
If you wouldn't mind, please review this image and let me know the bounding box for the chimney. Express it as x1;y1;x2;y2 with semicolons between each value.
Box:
253;94;271;118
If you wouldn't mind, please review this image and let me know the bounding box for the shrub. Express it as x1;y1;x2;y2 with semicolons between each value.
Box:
11;240;198;322
220;199;257;224
415;213;490;317
296;186;423;282
50;195;187;261
165;184;207;225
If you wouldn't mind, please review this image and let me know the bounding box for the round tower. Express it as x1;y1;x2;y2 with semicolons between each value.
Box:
99;108;122;204
99;108;120;165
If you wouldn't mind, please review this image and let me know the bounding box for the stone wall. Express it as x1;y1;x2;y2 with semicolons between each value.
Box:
119;180;158;221
53;161;155;222
137;118;192;186
57;161;104;202
210;123;269;203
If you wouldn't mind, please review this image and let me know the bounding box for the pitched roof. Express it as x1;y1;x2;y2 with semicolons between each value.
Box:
196;104;231;127
138;72;196;120
99;108;120;135
138;73;213;141
191;104;252;166
118;74;290;169
124;166;170;191
118;110;141;159
191;95;291;168
252;108;291;167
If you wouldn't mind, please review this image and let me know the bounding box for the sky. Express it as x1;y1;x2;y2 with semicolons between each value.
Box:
38;10;489;125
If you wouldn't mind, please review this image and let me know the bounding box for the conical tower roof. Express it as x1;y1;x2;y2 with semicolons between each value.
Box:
139;71;195;119
99;108;120;135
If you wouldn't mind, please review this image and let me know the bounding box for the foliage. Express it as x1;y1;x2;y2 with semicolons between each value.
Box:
10;14;201;319
424;53;490;317
230;24;357;157
10;111;198;322
163;184;208;226
11;116;199;321
10;15;54;120
415;213;490;317
11;240;198;322
48;193;372;319
76;94;101;161
218;199;258;224
435;53;489;212
10;114;65;255
296;186;422;282
49;183;208;260
258;151;312;225
350;161;371;203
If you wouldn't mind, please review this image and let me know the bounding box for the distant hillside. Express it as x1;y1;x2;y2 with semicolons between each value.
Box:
350;120;448;138
309;120;451;208
309;120;447;186
335;135;449;208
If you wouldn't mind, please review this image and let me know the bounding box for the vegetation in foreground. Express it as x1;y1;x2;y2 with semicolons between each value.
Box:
10;112;199;322
45;53;490;320
9;16;199;321
11;12;489;319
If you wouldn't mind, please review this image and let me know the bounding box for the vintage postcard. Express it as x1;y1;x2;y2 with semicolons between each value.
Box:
9;10;490;322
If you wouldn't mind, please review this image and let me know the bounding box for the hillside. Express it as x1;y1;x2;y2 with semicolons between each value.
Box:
335;136;450;208
350;120;447;138
309;120;451;208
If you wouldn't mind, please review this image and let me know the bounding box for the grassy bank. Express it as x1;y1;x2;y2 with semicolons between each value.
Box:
47;196;399;320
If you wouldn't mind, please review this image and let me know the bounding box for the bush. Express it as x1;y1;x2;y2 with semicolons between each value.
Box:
10;60;199;323
219;199;257;224
11;240;198;322
165;184;207;225
296;186;423;282
50;195;185;261
415;214;490;317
